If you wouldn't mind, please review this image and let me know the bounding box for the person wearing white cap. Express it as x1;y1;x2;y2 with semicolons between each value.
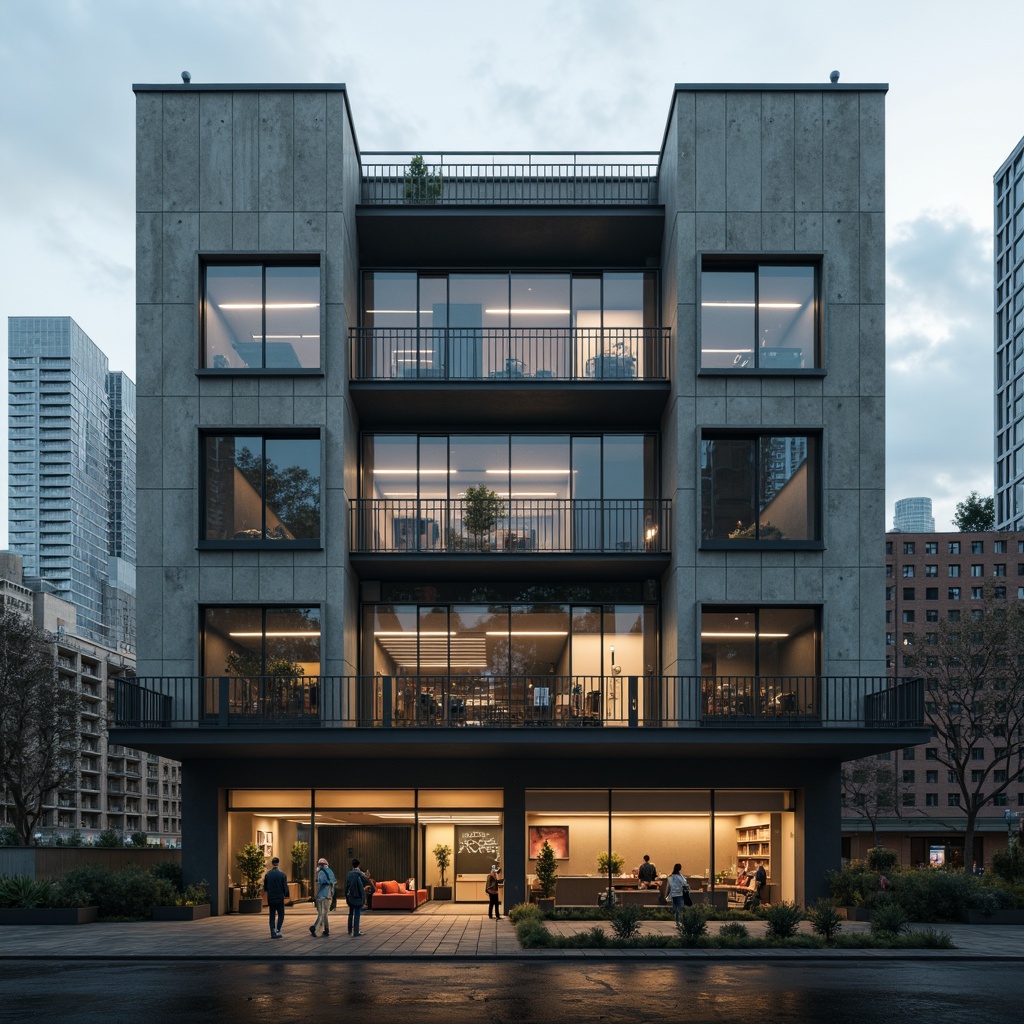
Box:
310;857;336;937
485;863;503;919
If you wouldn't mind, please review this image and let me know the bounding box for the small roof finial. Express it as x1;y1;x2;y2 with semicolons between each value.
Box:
829;70;840;84
181;71;192;84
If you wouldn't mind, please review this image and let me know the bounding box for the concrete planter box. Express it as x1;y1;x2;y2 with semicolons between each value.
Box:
238;898;263;914
0;906;98;925
432;886;452;901
961;909;1024;925
152;904;211;921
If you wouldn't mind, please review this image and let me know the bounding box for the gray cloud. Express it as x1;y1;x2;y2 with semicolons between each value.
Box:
886;215;993;529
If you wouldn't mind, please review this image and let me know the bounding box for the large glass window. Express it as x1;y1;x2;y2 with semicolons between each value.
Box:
700;260;819;370
203;260;320;369
700;433;820;544
202;433;320;545
360;271;657;379
201;606;322;678
359;433;658;553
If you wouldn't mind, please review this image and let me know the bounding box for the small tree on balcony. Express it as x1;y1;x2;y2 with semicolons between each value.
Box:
462;484;506;550
0;607;82;846
403;155;443;204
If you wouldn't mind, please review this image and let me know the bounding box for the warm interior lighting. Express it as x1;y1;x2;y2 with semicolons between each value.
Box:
700;631;789;638
495;491;558;497
373;469;451;475
487;469;569;475
251;334;321;340
366;309;435;315
219;302;320;310
485;631;568;637
228;631;322;638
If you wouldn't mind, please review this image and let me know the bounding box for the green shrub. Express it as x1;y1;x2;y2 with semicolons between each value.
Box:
608;903;643;940
826;865;883;907
152;878;180;907
887;868;983;922
0;875;55;908
150;861;183;891
870;898;909;936
181;881;209;906
129;832;149;849
57;865;112;907
807;898;843;941
507;902;542;925
584;925;609;947
988;843;1024;885
58;865;161;920
677;903;710;943
0;827;19;847
763;901;804;939
94;828;123;848
866;847;899;873
55;829;84;848
900;927;954;948
717;921;750;943
515;918;554;948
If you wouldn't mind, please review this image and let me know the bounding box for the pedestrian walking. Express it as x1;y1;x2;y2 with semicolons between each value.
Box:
666;863;690;926
345;858;370;937
262;856;289;938
310;857;335;937
486;864;503;919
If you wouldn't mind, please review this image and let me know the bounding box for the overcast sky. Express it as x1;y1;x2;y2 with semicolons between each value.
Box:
2;0;1022;541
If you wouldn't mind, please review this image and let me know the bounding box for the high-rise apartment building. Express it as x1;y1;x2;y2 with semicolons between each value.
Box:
995;139;1024;529
115;81;927;914
7;317;137;646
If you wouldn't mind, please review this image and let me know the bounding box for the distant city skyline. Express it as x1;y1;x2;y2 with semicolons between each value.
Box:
3;1;1023;536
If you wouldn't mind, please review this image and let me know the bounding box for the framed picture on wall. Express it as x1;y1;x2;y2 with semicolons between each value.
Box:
266;831;273;846
256;830;265;846
529;825;569;860
264;844;273;858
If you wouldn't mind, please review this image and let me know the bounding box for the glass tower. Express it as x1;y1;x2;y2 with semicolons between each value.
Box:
995;137;1024;529
7;317;135;642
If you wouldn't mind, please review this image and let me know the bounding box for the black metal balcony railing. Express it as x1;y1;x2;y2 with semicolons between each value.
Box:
349;499;671;555
349;327;670;382
360;153;659;206
115;675;924;732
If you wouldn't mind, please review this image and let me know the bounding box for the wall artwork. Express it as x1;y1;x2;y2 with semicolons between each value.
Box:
455;827;502;874
529;824;569;860
256;830;265;846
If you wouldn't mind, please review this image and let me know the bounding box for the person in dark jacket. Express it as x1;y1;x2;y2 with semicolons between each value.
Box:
262;856;289;938
345;858;370;937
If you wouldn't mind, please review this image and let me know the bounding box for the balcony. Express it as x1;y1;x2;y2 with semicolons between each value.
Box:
356;153;665;270
349;498;670;581
361;154;660;207
349;327;670;428
114;674;923;736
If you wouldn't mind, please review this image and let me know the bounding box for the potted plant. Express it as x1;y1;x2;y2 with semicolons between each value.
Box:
291;840;310;899
461;484;506;550
404;154;443;204
235;842;266;913
597;851;626;876
534;839;558;912
433;843;453;900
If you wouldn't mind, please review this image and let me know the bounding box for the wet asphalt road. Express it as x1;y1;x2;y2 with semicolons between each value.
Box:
0;960;1019;1024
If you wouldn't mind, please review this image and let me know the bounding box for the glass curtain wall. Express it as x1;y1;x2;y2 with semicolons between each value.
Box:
362;272;656;379
360;433;656;553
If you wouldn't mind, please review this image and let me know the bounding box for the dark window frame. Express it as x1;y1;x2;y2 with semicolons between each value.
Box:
699;428;823;550
199;429;322;550
198;253;324;374
697;253;825;375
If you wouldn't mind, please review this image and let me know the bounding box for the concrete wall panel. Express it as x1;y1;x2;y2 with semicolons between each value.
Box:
199;92;232;211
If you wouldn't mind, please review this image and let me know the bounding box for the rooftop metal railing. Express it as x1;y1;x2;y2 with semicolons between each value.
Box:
114;675;923;731
360;151;660;206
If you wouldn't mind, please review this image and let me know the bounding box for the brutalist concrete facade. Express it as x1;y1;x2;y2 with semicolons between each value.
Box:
126;82;918;915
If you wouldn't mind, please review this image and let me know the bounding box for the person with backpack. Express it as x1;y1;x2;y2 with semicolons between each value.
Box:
344;858;370;937
665;863;691;926
310;857;335;937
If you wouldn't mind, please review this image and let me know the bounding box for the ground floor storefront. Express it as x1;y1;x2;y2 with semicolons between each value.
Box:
180;756;843;915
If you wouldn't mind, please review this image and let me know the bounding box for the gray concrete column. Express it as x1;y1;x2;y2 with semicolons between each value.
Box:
181;765;226;914
797;760;842;906
503;778;526;908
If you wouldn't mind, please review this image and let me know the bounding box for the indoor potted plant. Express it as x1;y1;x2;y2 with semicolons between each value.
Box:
235;842;266;913
291;839;310;900
534;839;558;912
433;843;453;900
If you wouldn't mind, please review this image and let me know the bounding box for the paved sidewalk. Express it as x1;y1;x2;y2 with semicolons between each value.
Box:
1;904;1023;961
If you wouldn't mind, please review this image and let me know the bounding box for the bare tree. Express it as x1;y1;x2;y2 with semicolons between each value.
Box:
0;608;82;844
842;757;903;847
925;585;1024;862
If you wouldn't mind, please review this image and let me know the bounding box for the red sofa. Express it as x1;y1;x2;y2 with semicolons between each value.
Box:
372;880;428;910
